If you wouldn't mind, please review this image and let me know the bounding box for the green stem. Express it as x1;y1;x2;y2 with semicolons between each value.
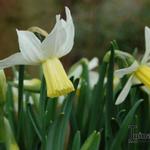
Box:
17;65;24;144
105;44;114;150
39;75;47;148
18;66;24;114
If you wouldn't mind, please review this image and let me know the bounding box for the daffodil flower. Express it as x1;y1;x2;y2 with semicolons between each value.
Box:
115;26;150;105
0;7;75;98
69;57;99;88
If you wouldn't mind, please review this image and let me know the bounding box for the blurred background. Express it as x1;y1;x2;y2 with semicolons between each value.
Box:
0;0;150;77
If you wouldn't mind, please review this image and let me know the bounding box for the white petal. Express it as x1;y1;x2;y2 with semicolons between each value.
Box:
58;6;75;57
41;7;74;58
141;26;150;64
115;61;138;78
56;14;60;22
17;30;45;63
141;86;150;95
0;53;31;69
69;65;82;79
115;75;134;105
88;57;99;70
89;71;99;88
41;17;67;57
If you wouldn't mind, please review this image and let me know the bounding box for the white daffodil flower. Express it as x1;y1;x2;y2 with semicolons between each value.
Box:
69;57;99;88
0;7;75;98
115;26;150;105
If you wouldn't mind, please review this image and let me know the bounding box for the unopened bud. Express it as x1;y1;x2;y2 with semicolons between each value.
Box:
14;78;41;92
23;78;41;92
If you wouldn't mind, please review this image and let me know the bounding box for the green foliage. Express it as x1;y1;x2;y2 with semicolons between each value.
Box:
110;100;143;150
0;41;149;150
72;131;80;150
80;131;100;150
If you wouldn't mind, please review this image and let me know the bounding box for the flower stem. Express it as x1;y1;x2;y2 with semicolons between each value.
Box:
17;65;24;146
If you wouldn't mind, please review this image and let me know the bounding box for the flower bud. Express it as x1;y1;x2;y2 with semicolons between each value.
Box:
24;79;41;92
14;78;41;92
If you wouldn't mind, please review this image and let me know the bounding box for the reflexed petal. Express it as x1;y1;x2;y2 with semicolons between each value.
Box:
115;61;138;78
141;26;150;64
57;6;75;57
41;7;74;58
41;16;67;58
89;71;99;88
115;75;134;105
16;30;45;63
68;65;82;79
88;57;99;70
0;53;31;69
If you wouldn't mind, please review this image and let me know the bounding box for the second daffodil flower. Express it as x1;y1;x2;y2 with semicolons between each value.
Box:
115;27;150;105
0;7;75;98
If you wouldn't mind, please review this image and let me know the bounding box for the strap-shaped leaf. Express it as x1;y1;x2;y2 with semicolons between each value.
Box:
81;131;100;150
110;99;143;149
71;131;80;150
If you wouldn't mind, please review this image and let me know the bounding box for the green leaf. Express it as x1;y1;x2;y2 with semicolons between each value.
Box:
27;104;44;144
80;131;100;150
112;40;119;50
76;60;90;134
72;131;80;150
45;98;58;127
88;61;107;134
46;79;78;150
23;94;39;150
5;84;16;137
110;99;143;150
46;102;71;150
105;43;114;149
39;76;47;138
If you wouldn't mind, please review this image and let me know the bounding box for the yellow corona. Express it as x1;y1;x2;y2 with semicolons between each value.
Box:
42;58;74;97
135;65;150;88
